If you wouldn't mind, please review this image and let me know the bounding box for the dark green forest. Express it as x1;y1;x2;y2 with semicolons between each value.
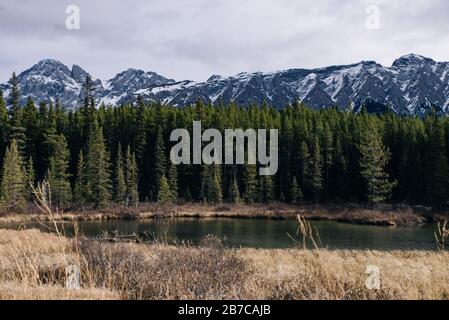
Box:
0;73;448;211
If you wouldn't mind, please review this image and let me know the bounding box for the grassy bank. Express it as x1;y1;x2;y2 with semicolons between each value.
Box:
0;202;442;226
0;229;448;300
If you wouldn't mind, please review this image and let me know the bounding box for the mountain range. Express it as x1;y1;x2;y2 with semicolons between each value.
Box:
1;54;449;116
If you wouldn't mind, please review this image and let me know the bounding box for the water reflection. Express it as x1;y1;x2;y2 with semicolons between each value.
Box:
1;218;437;250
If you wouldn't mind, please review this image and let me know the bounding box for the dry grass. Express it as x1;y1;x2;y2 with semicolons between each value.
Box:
0;282;117;300
0;229;119;299
0;229;448;300
241;249;449;300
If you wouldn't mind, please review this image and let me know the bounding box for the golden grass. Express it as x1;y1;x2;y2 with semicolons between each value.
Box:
241;249;449;300
0;282;118;300
0;229;448;300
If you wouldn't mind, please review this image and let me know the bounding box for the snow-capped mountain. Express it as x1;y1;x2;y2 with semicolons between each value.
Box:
2;54;449;115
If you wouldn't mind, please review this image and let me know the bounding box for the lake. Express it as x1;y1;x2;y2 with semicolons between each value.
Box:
0;218;438;250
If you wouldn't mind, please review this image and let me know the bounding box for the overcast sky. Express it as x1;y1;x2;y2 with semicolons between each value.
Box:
1;0;449;83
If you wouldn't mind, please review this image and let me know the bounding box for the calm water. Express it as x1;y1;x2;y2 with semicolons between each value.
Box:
0;218;437;250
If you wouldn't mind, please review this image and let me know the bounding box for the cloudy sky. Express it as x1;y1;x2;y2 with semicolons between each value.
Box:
0;0;449;82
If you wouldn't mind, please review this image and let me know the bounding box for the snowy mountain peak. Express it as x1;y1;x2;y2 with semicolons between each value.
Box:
2;54;449;115
71;64;90;83
392;53;436;68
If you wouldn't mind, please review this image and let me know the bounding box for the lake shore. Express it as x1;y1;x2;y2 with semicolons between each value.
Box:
0;229;448;300
0;203;446;227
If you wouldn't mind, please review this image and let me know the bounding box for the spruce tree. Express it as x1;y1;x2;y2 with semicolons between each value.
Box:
8;72;20;111
80;75;97;140
167;163;178;202
322;123;334;202
154;126;166;198
22;97;38;160
0;140;26;210
114;143;126;205
229;179;241;203
157;174;172;203
359;120;396;209
290;176;302;204
125;146;139;207
25;156;35;202
308;136;323;202
134;96;147;167
243;164;257;203
200;165;222;203
74;150;88;208
47;134;72;209
425;119;449;207
87;128;111;208
211;166;223;203
8;73;26;155
258;175;274;203
0;90;8;168
298;141;310;197
228;170;240;203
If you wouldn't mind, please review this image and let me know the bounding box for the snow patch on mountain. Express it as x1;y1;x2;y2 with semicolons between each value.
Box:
2;54;449;116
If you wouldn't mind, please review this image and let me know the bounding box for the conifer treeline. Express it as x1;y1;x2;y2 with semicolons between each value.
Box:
1;75;449;210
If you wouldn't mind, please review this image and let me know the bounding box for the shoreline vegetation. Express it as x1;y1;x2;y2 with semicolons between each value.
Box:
1;202;447;227
0;228;448;300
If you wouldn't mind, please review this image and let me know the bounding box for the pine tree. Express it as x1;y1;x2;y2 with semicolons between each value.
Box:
134;97;147;201
229;179;240;203
25;156;35;202
74;150;88;208
290;176;302;204
0;140;26;210
22;97;38;160
47;134;72;209
8;73;26;155
200;165;222;203
114;143;126;205
167;163;178;202
322;123;334;202
134;96;147;167
425;119;449;207
153;126;166;198
298;141;310;197
86;129;111;208
308;136;323;202
359;120;396;209
80;75;97;140
8;72;20;111
211;166;223;203
0;90;9;168
228;170;240;203
157;174;172;203
199;165;210;202
55;98;67;134
125;146;139;207
258;175;274;203
243;164;257;203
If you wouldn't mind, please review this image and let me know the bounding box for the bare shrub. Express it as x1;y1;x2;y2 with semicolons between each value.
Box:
78;235;250;300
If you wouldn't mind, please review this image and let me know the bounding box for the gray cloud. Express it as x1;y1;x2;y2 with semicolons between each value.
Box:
0;0;449;82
